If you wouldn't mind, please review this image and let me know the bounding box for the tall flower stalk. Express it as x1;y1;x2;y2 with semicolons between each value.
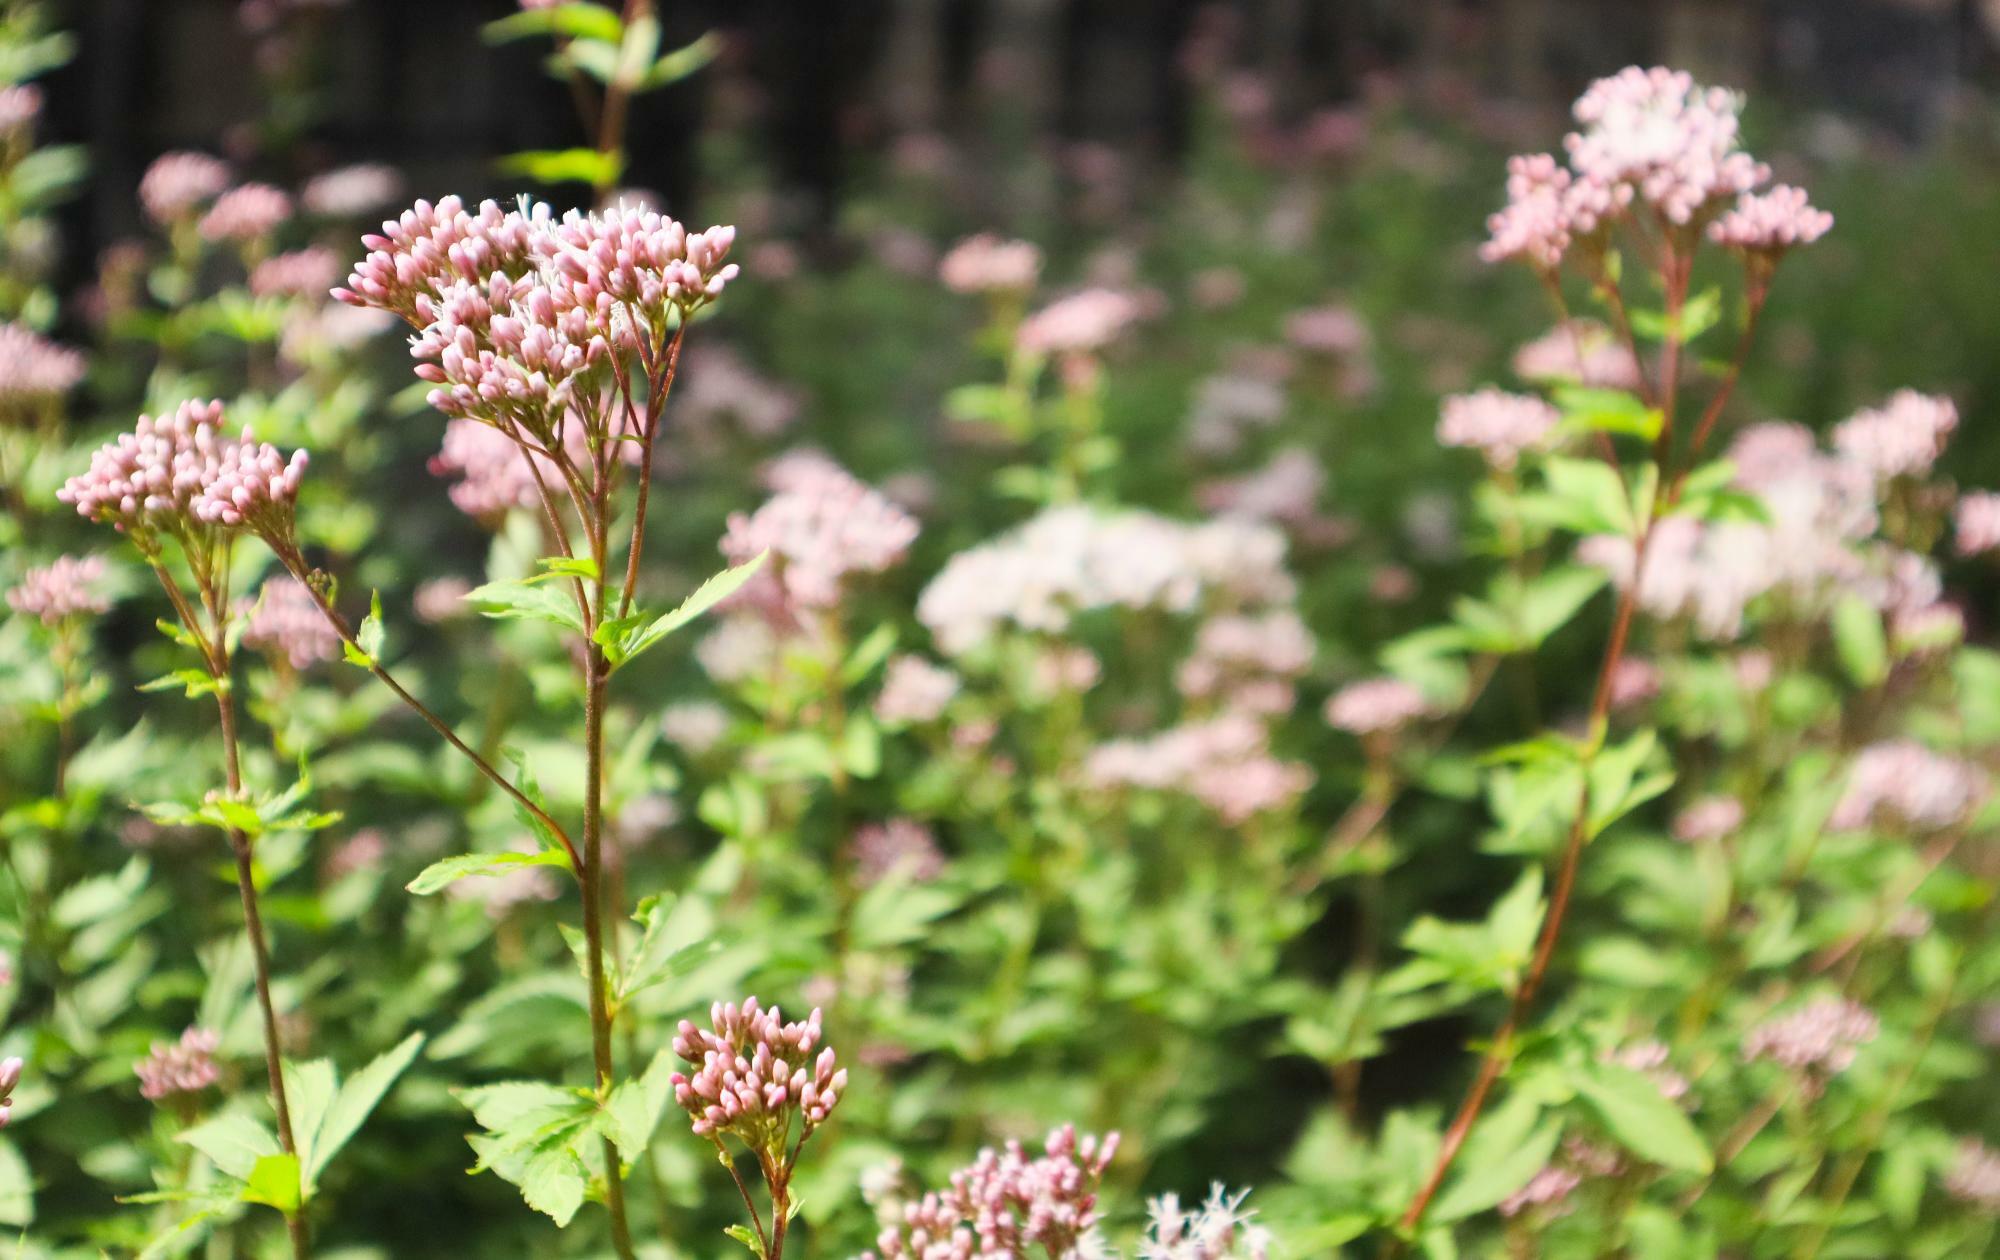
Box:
166;195;748;1257
59;401;316;1259
1393;67;1832;1242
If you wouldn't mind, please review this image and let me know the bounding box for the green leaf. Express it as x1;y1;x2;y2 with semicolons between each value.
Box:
619;895;724;1004
1430;1095;1560;1222
639;31;721;90
1575;1063;1712;1173
498;147;624;189
464;578;587;633
407;848;571;896
136;667;224;698
1831;593;1889;688
483;3;625;45
350;589;385;666
599;1048;677;1163
528;555;600;584
241;1154;301;1215
303;1033;425;1187
0;1137;32;1228
840;623;899;686
1517;566;1609;645
612;13;661;87
460;1081;598;1226
180;1112;281;1181
1555;387;1660;442
1542;456;1636;537
599;552;767;668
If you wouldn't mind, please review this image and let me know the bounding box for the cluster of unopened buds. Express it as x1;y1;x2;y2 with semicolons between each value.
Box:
863;1124;1119;1260
669;998;847;1151
58;399;306;549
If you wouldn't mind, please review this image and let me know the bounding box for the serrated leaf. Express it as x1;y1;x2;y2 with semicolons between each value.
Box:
180;1112;281;1181
1831;593;1889;688
599;1048;676;1163
1575;1063;1711;1173
463;578;587;633
1430;1095;1559;1222
599;552;767;668
303;1033;425;1187
241;1154;301;1215
407;847;571;895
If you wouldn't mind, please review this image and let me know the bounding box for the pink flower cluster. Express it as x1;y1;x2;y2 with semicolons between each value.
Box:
1708;185;1833;254
1956;492;2000;557
852;819;946;886
0;1055;19;1127
242;578;340;669
136;1026;221;1101
1284;304;1371;357
1197;447;1327;528
0;322;85;412
250;246;342;299
1512;320;1643;392
59;399;308;543
1742;998;1878;1095
1086;714;1310;824
1178;610;1315;717
1830;739;1987;833
939;234;1042;295
1483;67;1823;271
918;507;1294;655
1945;1139;2000;1213
1602;1041;1690;1101
668;998;846;1144
1017;289;1141;356
875;654;961;724
1324;677;1429;737
1672;795;1745;843
6;554;109;625
429;416;591;518
139;152;231;225
199;183;293;244
864;1125;1119;1260
720;460;920;620
337;199;738;389
301;163;401;219
0;84;41;135
1831;390;1958;481
193;430;309;533
1436;389;1561;471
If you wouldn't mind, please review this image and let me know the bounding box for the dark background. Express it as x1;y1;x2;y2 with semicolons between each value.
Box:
41;0;2000;276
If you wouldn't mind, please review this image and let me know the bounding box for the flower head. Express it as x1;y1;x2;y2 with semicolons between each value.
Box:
1743;998;1878;1096
1437;389;1560;470
199;183;293;244
0;322;86;416
1832;390;1958;481
1672;795;1744;843
1141;1184;1274;1260
60;400;231;534
301;163;401;219
1708;184;1832;255
669;997;846;1146
7;554;109;625
939;234;1042;295
720;461;919;621
863;1125;1119;1260
250;246;342;299
241;578;339;669
140;152;231;224
1830;739;1987;833
1017;289;1140;356
1945;1139;2000;1214
1564;66;1767;226
1512;320;1642;391
875;655;960;724
1325;677;1428;736
852;819;946;887
1956;492;2000;557
136;1027;221;1101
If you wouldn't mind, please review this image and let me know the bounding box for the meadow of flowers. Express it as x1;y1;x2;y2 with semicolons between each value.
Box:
4;2;2000;1257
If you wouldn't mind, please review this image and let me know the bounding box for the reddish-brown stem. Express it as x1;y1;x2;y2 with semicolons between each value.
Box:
715;1143;772;1256
197;582;309;1260
580;659;637;1260
617;325;684;620
271;548;582;871
1669;290;1766;504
